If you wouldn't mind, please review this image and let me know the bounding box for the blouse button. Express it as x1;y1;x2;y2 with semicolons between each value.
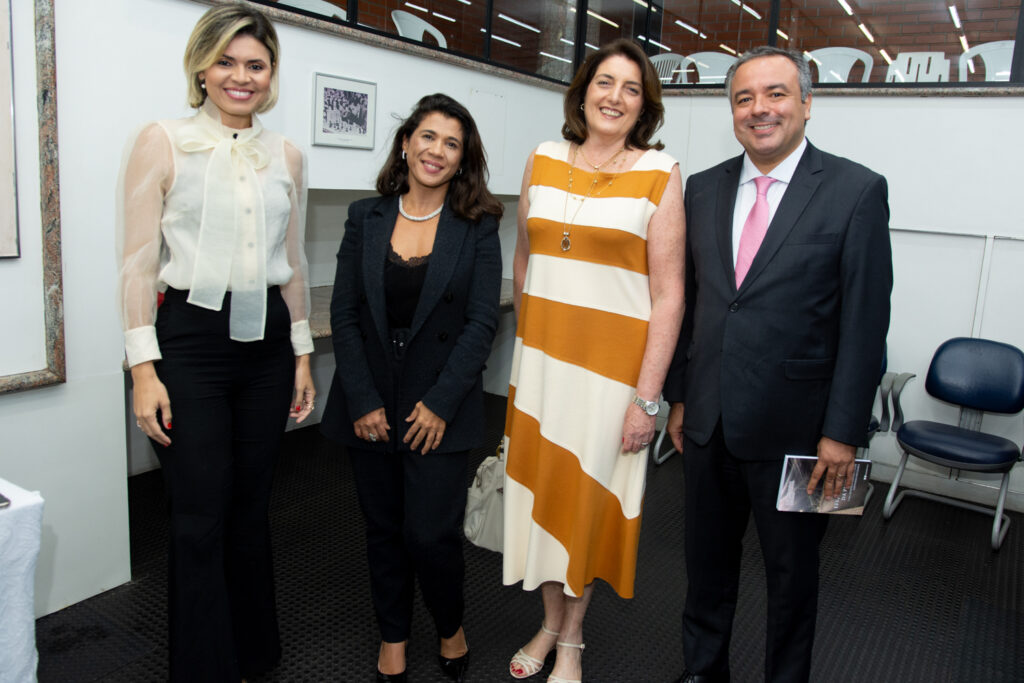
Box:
246;208;253;214
239;176;245;182
248;242;255;248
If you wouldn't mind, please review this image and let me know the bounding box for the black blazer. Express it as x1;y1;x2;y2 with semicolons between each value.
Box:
664;142;892;460
320;195;502;453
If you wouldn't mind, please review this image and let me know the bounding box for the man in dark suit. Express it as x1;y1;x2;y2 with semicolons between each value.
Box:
664;46;892;683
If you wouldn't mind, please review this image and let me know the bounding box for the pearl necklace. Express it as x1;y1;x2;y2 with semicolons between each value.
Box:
560;144;625;252
399;195;443;222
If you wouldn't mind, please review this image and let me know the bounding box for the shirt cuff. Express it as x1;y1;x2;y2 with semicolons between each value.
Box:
124;326;161;367
290;319;314;356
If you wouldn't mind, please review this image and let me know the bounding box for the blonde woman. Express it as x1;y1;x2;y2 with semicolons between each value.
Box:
116;5;313;680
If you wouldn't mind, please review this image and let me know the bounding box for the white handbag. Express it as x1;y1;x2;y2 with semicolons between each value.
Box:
463;443;505;552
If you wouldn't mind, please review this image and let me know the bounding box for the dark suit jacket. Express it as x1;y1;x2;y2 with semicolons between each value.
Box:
320;195;502;453
663;141;892;460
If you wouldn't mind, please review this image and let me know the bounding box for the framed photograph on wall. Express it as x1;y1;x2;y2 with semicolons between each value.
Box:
0;0;20;258
312;73;375;149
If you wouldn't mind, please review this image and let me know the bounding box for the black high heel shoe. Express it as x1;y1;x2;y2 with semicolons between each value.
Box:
438;650;470;682
375;670;407;682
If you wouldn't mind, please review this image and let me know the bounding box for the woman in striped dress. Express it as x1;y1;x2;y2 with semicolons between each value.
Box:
503;39;685;683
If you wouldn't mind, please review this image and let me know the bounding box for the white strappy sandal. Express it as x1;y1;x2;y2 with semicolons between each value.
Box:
509;624;560;679
546;641;585;683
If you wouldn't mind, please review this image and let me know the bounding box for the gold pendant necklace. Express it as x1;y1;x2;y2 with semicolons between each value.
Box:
560;144;625;252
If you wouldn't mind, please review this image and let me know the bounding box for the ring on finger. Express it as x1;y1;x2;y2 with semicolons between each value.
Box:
368;432;378;442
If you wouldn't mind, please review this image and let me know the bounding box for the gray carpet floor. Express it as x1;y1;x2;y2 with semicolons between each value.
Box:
35;393;1024;682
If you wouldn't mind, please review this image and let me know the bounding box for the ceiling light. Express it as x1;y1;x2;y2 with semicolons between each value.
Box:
879;49;892;65
404;2;427;12
858;23;874;42
803;51;821;66
492;34;521;47
432;12;455;23
730;0;762;20
719;44;737;55
498;13;540;33
837;0;853;16
777;29;789;40
676;19;699;34
540;51;572;64
960;35;970;52
587;10;620;28
948;5;962;29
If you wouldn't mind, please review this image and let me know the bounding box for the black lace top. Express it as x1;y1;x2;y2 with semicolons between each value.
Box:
384;242;430;329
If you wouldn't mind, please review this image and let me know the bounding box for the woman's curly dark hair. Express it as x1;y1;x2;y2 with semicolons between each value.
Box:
376;93;503;221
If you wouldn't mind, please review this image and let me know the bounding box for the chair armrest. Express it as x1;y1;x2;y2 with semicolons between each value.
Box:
890;372;916;431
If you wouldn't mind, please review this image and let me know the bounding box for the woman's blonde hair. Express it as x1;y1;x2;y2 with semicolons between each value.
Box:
183;4;280;112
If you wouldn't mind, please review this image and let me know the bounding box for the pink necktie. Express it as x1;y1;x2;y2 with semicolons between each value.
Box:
735;175;777;287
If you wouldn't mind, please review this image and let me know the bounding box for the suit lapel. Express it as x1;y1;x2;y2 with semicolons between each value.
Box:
715;156;743;293
738;143;823;293
362;196;395;350
409;204;468;337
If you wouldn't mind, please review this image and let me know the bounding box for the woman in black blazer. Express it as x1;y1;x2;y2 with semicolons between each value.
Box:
320;93;503;683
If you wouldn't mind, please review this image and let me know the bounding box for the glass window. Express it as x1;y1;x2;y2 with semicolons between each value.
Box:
273;0;349;22
357;1;488;58
779;0;1019;84
647;1;771;84
264;0;1022;87
487;1;578;81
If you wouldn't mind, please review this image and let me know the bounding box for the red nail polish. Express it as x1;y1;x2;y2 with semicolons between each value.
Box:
295;405;302;411
166;422;172;429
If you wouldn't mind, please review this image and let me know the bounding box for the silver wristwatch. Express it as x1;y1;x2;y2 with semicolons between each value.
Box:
632;394;660;416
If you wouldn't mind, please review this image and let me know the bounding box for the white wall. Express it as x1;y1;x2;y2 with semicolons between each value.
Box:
0;0;135;617
9;0;1024;617
665;93;1024;509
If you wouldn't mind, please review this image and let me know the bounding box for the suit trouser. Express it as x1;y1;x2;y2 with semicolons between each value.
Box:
348;447;469;643
152;287;294;682
682;424;829;683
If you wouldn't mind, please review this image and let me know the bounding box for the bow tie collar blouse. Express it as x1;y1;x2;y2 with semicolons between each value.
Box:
117;98;314;367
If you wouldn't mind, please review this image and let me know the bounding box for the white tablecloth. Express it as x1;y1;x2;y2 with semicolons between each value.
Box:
0;477;44;683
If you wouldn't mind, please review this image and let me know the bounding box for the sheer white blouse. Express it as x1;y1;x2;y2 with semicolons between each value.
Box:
116;99;314;368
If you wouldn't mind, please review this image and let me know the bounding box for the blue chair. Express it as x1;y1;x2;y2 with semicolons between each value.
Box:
882;337;1024;550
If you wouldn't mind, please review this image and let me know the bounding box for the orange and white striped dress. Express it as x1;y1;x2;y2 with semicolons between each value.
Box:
502;140;676;598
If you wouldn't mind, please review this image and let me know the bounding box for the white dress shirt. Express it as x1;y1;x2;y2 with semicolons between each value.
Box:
731;137;809;265
117;99;314;367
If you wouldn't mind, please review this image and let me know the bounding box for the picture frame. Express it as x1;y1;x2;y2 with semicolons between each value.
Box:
312;72;375;149
0;0;64;394
0;0;19;259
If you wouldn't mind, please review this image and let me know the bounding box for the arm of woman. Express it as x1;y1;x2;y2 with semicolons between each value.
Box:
411;214;502;453
330;200;389;441
622;164;686;453
282;141;316;423
512;151;535;318
118;123;174;446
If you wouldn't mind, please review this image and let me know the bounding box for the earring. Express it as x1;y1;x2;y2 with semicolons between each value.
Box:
579;103;584;111
457;167;463;176
401;150;406;160
200;81;206;90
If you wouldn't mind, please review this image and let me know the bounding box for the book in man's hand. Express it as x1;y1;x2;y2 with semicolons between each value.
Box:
775;454;872;515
